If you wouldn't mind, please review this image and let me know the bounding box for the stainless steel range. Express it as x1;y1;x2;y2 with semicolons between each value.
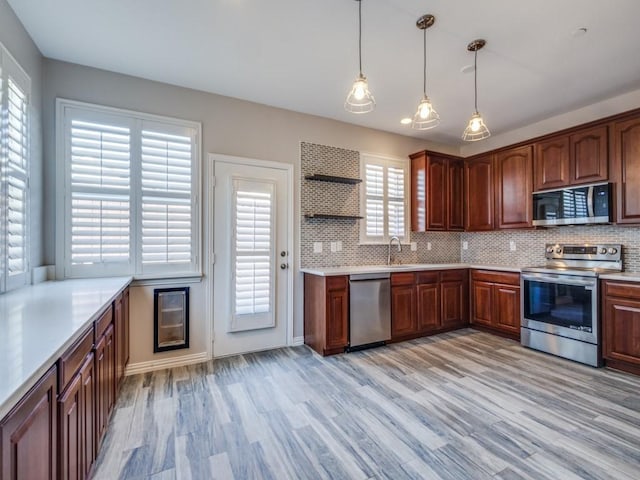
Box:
521;243;622;366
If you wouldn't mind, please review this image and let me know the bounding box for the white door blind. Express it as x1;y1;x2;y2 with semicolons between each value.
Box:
230;179;275;331
69;119;131;265
6;78;28;278
141;128;193;267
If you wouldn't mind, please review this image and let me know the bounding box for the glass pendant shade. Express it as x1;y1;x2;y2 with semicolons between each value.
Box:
462;112;491;141
345;74;375;114
412;95;440;130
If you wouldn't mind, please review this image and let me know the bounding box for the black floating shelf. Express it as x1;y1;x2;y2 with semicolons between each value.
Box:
305;174;362;184
304;214;363;220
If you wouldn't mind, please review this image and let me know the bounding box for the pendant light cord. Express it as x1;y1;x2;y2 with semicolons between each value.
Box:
422;26;427;95
358;0;363;76
474;49;478;113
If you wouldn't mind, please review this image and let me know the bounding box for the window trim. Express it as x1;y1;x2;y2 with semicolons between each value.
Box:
55;98;202;280
359;152;410;245
0;42;31;293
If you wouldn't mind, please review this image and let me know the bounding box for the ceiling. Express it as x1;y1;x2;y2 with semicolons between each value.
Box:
9;0;640;146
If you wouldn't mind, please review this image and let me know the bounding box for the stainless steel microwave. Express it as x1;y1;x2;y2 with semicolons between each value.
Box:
532;182;612;226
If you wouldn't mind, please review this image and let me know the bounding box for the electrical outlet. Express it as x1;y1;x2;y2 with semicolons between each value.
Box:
509;241;516;252
462;241;469;250
313;242;322;253
330;242;337;253
411;242;417;251
427;242;432;251
336;241;342;252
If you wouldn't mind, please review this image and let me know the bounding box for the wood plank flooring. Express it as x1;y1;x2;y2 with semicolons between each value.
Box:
92;329;640;479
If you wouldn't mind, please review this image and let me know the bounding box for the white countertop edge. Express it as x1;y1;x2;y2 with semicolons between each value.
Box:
599;272;640;282
0;276;133;420
300;264;522;276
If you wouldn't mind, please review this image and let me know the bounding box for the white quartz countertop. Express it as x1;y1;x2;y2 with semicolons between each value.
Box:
300;263;522;276
599;272;640;282
0;277;132;420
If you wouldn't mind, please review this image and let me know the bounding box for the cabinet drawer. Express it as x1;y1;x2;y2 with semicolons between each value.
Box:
604;280;640;300
95;304;114;340
416;271;438;284
471;270;520;285
326;276;348;291
391;272;416;286
58;326;94;393
440;269;466;282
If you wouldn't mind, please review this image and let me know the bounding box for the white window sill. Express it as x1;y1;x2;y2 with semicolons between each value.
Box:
131;272;203;286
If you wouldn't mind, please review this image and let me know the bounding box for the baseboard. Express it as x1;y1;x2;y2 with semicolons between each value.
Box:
125;352;209;376
292;336;304;346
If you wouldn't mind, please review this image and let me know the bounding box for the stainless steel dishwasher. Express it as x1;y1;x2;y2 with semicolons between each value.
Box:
349;273;391;350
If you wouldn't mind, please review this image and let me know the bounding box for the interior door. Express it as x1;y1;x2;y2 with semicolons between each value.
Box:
213;159;290;357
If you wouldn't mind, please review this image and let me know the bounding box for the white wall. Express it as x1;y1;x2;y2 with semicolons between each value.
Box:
0;0;44;272
41;58;450;366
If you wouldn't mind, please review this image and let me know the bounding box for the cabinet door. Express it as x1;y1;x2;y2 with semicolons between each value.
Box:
123;288;130;368
441;280;466;329
495;146;532;229
58;374;82;480
95;324;115;450
104;325;116;418
534;136;570;191
411;152;427;231
447;159;465;231
493;284;521;335
114;293;125;388
417;283;439;332
391;285;417;338
1;366;57;480
570;125;608;185
612;116;640;223
471;281;493;327
603;296;640;366
80;354;95;479
326;278;348;350
465;156;494;231
426;155;447;231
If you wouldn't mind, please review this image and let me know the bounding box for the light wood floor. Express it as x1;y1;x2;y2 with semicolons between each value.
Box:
92;329;640;479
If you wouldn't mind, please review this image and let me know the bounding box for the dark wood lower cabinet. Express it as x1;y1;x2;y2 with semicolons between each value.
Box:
1;366;57;480
603;280;640;375
391;284;418;338
470;270;521;340
95;323;116;450
304;274;349;355
417;283;439;331
79;354;95;480
58;374;82;480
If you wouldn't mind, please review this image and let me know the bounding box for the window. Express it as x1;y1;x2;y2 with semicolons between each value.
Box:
57;100;201;278
0;44;31;293
360;153;410;244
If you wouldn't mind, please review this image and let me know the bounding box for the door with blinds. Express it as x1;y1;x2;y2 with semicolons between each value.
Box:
212;159;291;357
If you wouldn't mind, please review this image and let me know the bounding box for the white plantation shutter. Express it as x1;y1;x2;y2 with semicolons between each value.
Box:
360;154;409;244
230;179;275;332
140;125;196;272
68;118;131;273
59;100;200;278
1;45;31;292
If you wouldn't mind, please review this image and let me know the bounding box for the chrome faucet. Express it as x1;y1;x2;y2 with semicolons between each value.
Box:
387;236;402;265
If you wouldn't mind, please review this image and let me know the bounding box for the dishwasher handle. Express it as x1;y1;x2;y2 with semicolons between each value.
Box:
349;273;391;281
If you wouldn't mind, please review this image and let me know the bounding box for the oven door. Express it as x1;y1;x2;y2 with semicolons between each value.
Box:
521;272;598;344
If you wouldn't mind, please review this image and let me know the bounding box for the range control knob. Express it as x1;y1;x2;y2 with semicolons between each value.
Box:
555;248;562;254
600;248;607;254
546;246;554;253
608;247;618;255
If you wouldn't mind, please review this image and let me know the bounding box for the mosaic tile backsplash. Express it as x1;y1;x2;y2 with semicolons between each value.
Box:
300;142;640;273
300;142;461;268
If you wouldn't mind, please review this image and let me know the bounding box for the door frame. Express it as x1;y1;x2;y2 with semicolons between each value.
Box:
206;153;294;358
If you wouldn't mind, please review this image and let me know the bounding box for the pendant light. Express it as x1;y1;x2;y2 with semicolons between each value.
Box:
345;0;375;114
462;39;491;141
412;14;440;130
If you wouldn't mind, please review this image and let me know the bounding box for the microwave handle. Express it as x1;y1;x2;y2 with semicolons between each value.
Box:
587;186;595;218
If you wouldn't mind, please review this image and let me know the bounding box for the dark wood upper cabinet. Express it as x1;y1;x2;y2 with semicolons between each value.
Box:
534;136;570;191
495;145;533;229
534;124;608;191
611;116;640;224
464;155;494;231
571;125;608;185
410;151;464;232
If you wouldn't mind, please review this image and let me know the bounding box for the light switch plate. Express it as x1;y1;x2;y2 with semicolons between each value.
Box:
330;242;337;253
411;242;417;251
462;241;469;250
427;242;432;251
509;241;516;251
336;241;343;252
313;242;322;253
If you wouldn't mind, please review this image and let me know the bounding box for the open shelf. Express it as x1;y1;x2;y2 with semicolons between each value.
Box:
304;213;363;220
304;174;362;184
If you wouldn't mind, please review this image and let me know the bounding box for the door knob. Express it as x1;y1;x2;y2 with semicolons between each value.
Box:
280;263;288;270
280;251;287;257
